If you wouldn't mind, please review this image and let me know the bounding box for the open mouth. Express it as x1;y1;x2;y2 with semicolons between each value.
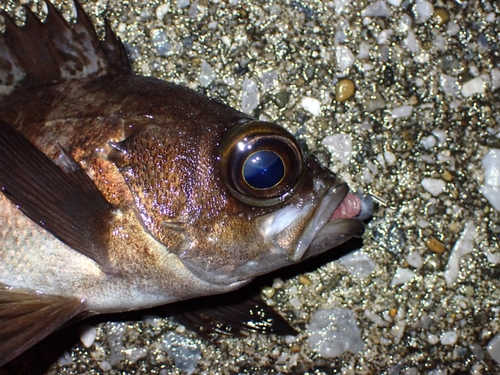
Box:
291;184;371;262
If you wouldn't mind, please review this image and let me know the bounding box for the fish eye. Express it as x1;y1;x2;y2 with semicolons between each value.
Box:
220;121;305;206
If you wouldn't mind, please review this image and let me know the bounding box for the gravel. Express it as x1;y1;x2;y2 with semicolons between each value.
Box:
2;0;500;374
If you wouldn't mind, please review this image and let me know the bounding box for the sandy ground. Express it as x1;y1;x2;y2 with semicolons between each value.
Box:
1;0;500;374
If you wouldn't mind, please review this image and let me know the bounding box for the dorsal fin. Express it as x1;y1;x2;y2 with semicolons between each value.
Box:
0;0;131;95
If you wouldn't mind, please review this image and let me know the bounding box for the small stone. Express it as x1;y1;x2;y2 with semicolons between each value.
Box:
440;330;458;345
391;267;416;286
298;274;312;286
79;325;97;348
301;97;321;116
487;333;500;363
335;79;355;101
321;133;353;166
421;177;446;196
414;0;434;24
335;46;355;71
462;77;485;97
442;170;453;182
434;8;450;24
391;105;414;118
426;237;446;254
262;286;276;298
406;251;423;268
428;333;439;345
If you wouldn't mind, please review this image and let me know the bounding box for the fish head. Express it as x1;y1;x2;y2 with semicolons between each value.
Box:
111;117;366;287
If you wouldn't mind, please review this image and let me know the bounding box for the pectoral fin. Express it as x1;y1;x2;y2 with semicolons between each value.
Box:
0;121;114;271
0;286;84;367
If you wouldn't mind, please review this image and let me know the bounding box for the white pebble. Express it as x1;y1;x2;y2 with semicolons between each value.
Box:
384;151;397;166
462;77;485;97
487;333;500;363
421;135;437;149
387;0;403;6
421;177;446;196
447;21;460;36
155;4;170;20
444;221;476;286
440;74;460;95
335;46;355;71
391;105;414;118
428;333;439;345
440;330;458;345
300;97;321;116
307;308;363;358
79;325;97;348
406;251;423;268
339;252;376;278
491;68;500;91
364;0;389;17
480;149;500;211
432;129;447;145
364;309;387;327
377;29;394;45
199;60;214;87
241;78;259;113
177;0;190;8
321;134;353;166
391;267;416;286
404;31;418;53
99;361;112;371
414;0;434;24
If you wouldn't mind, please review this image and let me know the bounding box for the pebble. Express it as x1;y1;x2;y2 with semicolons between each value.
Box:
321;133;353;166
298;274;312;286
301;97;321;116
421;177;446;196
426;237;446;254
406;251;423;268
390;267;416;286
335;46;355;71
339;252;376;278
391;105;414;118
79;325;97;348
442;170;453;182
199;60;214;87
414;0;434;24
335;79;355;101
480;149;500;211
241;78;259;113
307;308;364;358
461;77;485;97
440;330;458;345
434;8;450;24
364;0;390;17
487;333;500;363
444;221;476;286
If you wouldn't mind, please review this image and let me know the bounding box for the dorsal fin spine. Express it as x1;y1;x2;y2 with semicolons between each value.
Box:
0;0;131;95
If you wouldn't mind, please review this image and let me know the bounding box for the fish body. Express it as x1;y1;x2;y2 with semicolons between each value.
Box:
0;1;368;365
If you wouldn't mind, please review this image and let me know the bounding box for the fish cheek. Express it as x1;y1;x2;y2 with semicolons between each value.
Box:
109;125;192;251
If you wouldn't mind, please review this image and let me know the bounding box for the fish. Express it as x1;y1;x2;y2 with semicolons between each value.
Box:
0;0;371;366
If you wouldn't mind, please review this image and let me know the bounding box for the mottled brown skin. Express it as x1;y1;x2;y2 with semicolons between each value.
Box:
0;75;334;285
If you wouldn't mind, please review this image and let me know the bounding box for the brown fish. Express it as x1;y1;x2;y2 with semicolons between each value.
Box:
0;1;370;366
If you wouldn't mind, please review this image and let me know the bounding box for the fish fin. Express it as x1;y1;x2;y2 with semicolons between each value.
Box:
0;285;85;367
0;0;131;95
0;121;114;272
170;288;297;338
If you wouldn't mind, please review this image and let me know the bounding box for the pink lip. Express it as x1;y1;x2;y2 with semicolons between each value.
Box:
331;193;362;220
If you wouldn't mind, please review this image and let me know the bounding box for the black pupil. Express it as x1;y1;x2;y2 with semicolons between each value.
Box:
243;151;285;189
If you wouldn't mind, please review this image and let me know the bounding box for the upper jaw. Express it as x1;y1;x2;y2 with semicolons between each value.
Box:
271;181;366;262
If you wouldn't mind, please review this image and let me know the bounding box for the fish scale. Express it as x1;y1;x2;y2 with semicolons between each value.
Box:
0;0;369;367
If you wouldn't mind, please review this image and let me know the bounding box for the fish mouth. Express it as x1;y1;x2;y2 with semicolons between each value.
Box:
285;183;367;262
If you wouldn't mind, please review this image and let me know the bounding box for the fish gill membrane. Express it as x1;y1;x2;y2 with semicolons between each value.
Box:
0;0;372;367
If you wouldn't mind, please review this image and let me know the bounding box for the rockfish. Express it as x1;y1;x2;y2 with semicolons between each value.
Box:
0;1;369;365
